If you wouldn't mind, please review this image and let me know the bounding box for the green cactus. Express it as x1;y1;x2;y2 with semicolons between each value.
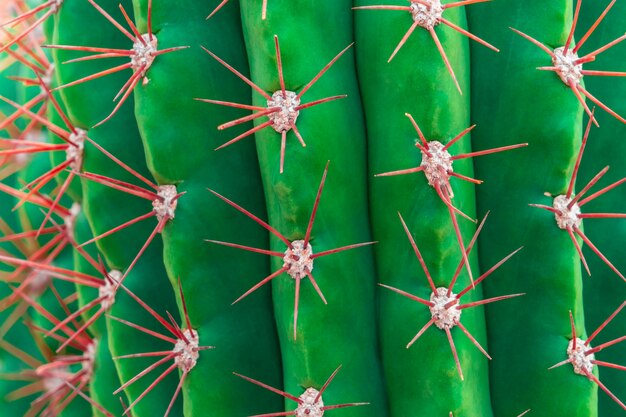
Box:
2;1;626;417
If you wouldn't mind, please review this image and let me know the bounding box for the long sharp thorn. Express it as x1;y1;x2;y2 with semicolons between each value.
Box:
578;84;626;124
114;350;176;360
1;0;53;27
451;143;528;160
207;0;229;19
274;36;286;97
445;328;464;380
321;403;370;411
94;68;143;127
304;162;330;246
233;267;289;305
587;301;626;345
298;43;353;99
306;272;327;304
54;63;132;91
84;136;158;190
311;241;376;259
430;27;461;94
290;123;306;147
295;95;346;111
0;10;52;54
65;380;114;417
569;311;577;350
443;0;491;8
564;0;582;54
388;22;418;63
123;363;179;415
202;47;271;100
375;166;424;177
55;308;102;353
593;360;626;371
140;0;150;38
588;335;626;355
352;6;412;11
579;177;626;207
582;70;626;77
449;172;483;184
118;216;167;286
456;321;491;359
441;17;499;51
205;240;284;257
574;227;626;282
316;365;342;402
568;110;595;198
448;212;490;296
567;227;591;276
443;124;476;150
443;191;473;286
195;98;266;111
583;368;626;411
581;33;626;61
207;188;291;246
458;247;523;298
79;212;156;248
510;27;554;55
574;0;616;53
262;0;268;19
120;285;179;336
164;371;186;417
293;277;300;339
108;315;178;345
570;166;610;207
458;293;525;309
118;4;144;45
87;0;135;42
218;107;279;130
398;212;435;292
178;278;193;332
233;373;302;403
215;120;273;150
279;130;286;174
378;283;434;307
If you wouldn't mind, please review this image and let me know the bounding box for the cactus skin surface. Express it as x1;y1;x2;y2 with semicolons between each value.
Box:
2;1;626;417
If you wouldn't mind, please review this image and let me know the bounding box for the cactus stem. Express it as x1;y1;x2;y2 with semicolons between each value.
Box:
203;40;351;172
209;164;374;337
110;281;212;416
533;114;626;281
513;0;626;124
550;304;626;410
235;366;367;417
42;0;187;126
382;214;522;377
354;0;497;91
0;0;60;54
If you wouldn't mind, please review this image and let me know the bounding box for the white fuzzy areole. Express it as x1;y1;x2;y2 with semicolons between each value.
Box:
50;0;63;13
152;185;178;222
82;341;97;378
553;194;582;230
131;34;158;85
99;270;121;311
173;329;200;373
66;128;86;171
429;287;461;330
267;90;300;133
410;0;443;30
420;140;453;188
283;240;314;280
63;203;81;235
567;337;594;376
295;387;324;417
552;46;583;86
